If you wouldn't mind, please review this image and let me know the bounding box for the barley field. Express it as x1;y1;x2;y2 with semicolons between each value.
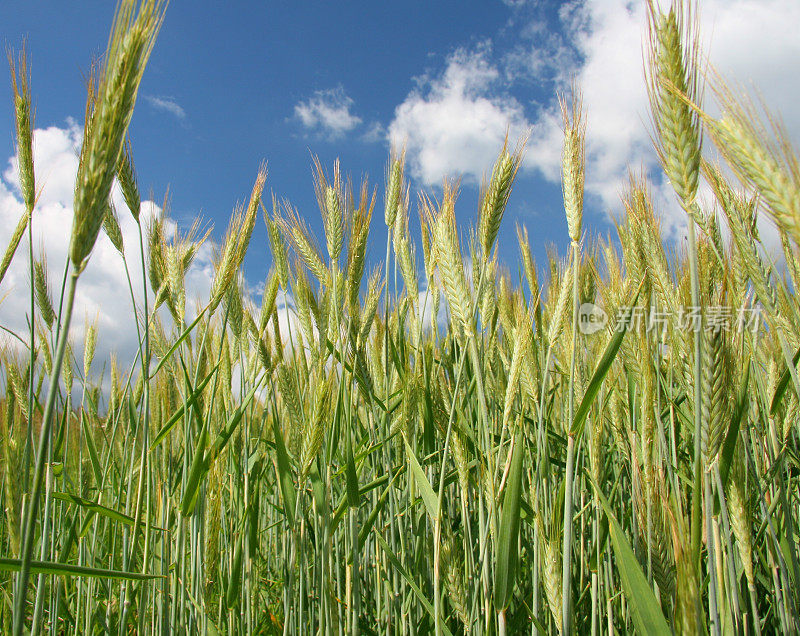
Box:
2;1;800;634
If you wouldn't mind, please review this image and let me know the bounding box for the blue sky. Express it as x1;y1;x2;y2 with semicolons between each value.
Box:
0;2;573;281
1;0;799;362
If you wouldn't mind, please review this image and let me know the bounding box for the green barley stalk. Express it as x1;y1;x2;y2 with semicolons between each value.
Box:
12;2;165;632
559;87;585;636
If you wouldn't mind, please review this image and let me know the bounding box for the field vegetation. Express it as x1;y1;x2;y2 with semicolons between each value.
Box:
2;0;800;633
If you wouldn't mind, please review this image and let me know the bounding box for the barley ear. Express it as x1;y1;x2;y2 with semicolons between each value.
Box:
560;91;585;243
33;257;55;329
9;46;35;212
0;212;30;288
478;137;523;257
430;184;472;335
645;0;703;211
71;0;166;271
706;79;800;247
83;321;98;379
117;139;141;221
384;147;405;227
103;202;125;254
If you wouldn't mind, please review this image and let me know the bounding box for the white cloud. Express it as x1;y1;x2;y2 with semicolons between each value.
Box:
0;123;213;377
388;47;531;186
361;121;386;144
145;95;186;120
294;87;362;139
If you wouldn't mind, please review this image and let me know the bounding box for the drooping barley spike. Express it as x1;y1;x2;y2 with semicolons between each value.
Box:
164;256;181;324
71;0;166;270
223;276;244;341
478;138;522;257
393;365;419;436
560;91;585;243
9;47;35;213
117;139;141;221
705;77;800;247
174;222;207;325
705;163;779;314
103;203;125;254
0;210;31;288
269;303;283;357
33;257;55;329
645;0;703;211
479;255;498;329
635;468;676;607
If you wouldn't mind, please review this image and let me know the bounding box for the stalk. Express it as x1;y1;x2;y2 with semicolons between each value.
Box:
686;218;704;574
560;239;580;636
13;268;79;635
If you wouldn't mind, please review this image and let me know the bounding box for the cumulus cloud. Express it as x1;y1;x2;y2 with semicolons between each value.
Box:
145;95;186;120
0;123;213;375
294;86;363;139
388;47;531;186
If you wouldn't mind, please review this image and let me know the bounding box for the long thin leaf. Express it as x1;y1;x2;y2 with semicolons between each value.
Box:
588;477;670;636
404;438;438;521
571;282;642;438
494;430;525;611
52;492;166;532
0;557;164;581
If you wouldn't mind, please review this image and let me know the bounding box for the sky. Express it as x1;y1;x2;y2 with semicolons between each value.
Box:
1;0;799;366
